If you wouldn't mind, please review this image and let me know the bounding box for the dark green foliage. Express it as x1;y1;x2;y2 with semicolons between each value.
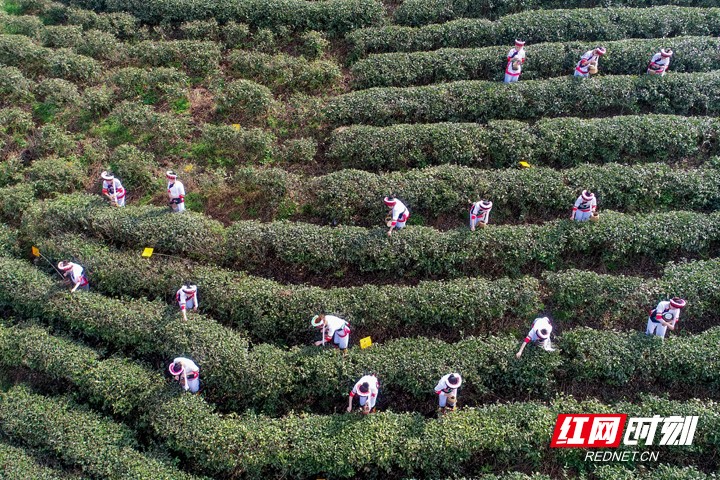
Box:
94;0;384;35
193;124;274;166
0;386;200;479
227;49;341;94
23;194;720;280
127;40;221;78
394;0;720;25
215;78;273;121
0;440;80;480
106;144;156;196
351;36;720;88
348;6;720;57
326;72;720;127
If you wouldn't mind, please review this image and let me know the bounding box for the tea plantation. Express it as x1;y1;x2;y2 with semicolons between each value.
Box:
1;0;719;477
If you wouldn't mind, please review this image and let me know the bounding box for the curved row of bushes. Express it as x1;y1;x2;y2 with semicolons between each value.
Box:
216;161;720;225
226;49;342;94
307;164;720;224
152;393;720;478
0;33;102;83
326;71;720;127
3;157;720;231
0;441;80;480
126;40;222;78
23;195;720;280
0;255;256;411
0;157;85;224
2;323;716;479
29;233;541;343
351;36;720;89
69;0;384;35
0;3;143;40
31;234;720;342
347;6;720;57
0;322;166;417
326;115;720;171
0;386;200;480
393;0;718;26
2;259;720;416
218;210;720;279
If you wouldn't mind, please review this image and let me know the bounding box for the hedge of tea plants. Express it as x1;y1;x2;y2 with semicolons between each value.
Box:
325;72;720;127
347;6;720;57
29;233;720;341
0;386;201;480
23;194;720;279
3;0;720;475
393;0;719;25
326;115;720;171
351;36;720;88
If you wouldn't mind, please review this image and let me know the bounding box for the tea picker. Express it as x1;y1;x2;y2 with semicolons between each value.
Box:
571;190;597;222
168;357;200;393
647;48;673;76
176;284;198;322
347;374;379;414
166;170;186;213
435;373;462;414
646;297;686;339
516;316;555;358
311;314;351;352
504;39;526;83
101;171;126;207
384;196;410;237
57;260;89;292
574;47;606;78
469;200;492;230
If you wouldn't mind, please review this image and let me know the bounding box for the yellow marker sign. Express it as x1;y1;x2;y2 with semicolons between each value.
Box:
359;336;372;349
141;248;154;258
31;246;40;258
231;124;241;131
519;161;532;168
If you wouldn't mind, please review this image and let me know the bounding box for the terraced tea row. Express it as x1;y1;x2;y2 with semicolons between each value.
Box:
2;263;720;416
393;0;719;25
2;377;719;479
352;36;720;88
0;26;340;90
4;160;719;229
31;234;720;343
239;163;720;226
23;195;720;280
3;324;717;478
327;115;720;171
0;441;83;480
0;385;200;480
326;72;720;127
348;6;720;57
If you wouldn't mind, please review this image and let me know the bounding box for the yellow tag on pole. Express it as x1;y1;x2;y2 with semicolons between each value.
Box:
359;337;372;349
231;124;241;131
31;246;40;257
519;161;532;168
141;248;154;258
